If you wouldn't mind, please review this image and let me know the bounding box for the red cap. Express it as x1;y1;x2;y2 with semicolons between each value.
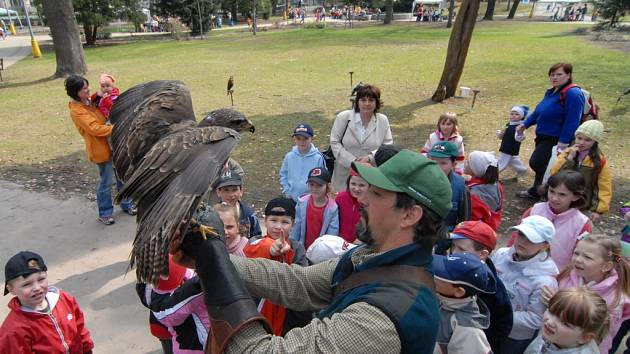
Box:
450;220;497;250
156;255;187;291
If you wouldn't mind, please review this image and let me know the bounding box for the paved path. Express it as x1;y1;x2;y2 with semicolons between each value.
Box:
0;181;160;353
0;33;51;68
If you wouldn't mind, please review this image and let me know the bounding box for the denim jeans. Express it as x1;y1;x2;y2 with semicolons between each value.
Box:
96;161;132;218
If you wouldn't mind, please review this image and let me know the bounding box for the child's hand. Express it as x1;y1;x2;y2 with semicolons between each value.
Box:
566;146;578;161
516;124;526;135
270;229;291;257
496;129;504;139
541;285;556;306
355;155;371;164
590;212;602;223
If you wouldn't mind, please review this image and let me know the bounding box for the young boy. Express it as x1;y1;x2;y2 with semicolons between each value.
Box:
496;106;528;179
214;172;262;238
432;252;496;354
244;197;309;335
448;220;513;354
1;251;94;353
279;123;326;202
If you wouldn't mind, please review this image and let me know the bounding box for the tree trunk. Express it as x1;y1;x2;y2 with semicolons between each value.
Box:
83;24;97;45
483;0;496;20
431;0;481;102
41;0;87;77
384;0;394;24
507;0;520;19
506;0;511;11
447;0;456;27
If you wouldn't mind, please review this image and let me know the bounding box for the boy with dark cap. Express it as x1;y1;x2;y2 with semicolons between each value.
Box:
432;252;496;354
214;172;262;238
1;251;94;353
279;123;326;202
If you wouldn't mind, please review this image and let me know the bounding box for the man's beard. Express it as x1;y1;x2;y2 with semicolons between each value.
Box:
355;207;374;245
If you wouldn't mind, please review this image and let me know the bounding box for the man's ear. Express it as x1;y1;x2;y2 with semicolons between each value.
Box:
400;204;423;229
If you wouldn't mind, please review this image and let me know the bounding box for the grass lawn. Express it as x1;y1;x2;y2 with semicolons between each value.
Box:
1;21;628;234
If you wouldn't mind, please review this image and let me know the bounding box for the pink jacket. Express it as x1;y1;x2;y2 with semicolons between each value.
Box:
559;269;630;354
530;202;591;271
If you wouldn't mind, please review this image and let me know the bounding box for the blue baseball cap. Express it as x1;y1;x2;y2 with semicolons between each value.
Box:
432;252;496;295
293;123;314;138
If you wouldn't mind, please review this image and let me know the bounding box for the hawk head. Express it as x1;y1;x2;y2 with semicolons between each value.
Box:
198;108;255;133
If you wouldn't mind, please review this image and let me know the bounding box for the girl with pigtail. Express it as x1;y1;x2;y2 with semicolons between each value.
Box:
542;233;630;354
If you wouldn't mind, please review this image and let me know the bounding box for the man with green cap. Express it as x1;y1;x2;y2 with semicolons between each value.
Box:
172;149;453;354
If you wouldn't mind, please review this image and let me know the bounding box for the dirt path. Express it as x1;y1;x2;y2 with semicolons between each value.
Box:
0;181;160;353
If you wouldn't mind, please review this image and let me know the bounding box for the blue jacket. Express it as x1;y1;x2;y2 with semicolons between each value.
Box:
479;258;513;353
290;194;339;246
279;144;326;202
239;200;262;238
444;171;470;229
524;86;584;144
320;243;440;354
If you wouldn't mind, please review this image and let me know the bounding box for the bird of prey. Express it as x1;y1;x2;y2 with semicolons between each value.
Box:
227;76;234;106
109;80;255;284
350;81;364;97
616;89;630;105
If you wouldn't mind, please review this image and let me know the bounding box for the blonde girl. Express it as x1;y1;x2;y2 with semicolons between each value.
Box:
492;215;560;353
214;203;248;257
525;287;609;353
290;167;339;249
421;112;465;173
550;120;612;223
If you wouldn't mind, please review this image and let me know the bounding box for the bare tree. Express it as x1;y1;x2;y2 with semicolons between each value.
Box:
41;0;87;77
431;0;481;102
447;0;456;28
384;0;394;24
483;0;496;19
507;0;520;19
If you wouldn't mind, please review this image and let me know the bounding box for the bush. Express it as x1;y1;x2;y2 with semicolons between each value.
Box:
305;22;326;29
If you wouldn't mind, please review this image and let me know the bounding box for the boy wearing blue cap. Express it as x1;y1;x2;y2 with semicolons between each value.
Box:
496;106;528;179
280;123;326;202
433;252;496;354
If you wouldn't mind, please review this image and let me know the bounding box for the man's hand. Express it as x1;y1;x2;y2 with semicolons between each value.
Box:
516;124;526;135
556;142;570;154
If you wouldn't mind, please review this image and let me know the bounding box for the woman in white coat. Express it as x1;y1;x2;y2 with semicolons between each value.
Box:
329;84;393;192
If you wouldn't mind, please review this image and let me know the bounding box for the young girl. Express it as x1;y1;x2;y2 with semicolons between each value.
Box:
550;120;612;223
542;233;630;354
492;215;559;353
90;73;120;119
290;167;339;249
335;165;369;243
525;287;609;354
421;112;465;173
214;203;248;257
509;170;593;271
465;151;503;231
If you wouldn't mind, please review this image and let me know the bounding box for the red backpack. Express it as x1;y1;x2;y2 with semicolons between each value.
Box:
560;84;600;123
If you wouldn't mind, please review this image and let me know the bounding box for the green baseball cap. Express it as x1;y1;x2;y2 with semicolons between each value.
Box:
428;141;458;159
353;149;452;218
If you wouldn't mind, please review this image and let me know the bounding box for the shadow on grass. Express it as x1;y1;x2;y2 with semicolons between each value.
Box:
0;75;56;89
610;103;630;117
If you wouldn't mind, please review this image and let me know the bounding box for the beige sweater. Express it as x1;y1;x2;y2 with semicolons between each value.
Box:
329;109;393;191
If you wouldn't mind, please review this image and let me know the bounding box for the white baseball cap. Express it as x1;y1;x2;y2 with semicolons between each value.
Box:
509;215;555;244
306;235;358;264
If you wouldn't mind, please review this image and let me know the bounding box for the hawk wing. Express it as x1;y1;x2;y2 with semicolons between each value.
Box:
109;80;197;181
119;126;241;284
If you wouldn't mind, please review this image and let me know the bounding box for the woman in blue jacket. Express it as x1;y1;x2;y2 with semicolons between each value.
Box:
516;63;584;200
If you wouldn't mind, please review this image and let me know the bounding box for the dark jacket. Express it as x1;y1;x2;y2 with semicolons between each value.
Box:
478;258;514;353
500;122;523;156
239;200;262;238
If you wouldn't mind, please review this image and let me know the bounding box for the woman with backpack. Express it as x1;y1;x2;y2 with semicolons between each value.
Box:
516;63;585;201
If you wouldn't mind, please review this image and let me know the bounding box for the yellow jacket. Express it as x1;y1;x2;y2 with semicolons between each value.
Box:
550;150;612;214
68;101;113;164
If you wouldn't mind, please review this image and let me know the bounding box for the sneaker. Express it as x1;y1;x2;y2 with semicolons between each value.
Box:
97;216;115;225
516;190;539;200
123;206;137;216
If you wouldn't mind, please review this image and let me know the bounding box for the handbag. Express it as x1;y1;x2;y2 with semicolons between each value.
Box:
321;118;350;175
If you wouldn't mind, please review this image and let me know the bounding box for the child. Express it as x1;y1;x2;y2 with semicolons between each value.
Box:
306;234;358;264
279;123;326;202
290;167;339;249
214;202;248;257
0;251;94;353
428;141;471;230
510;170;592;271
335;163;369;243
550;120;612;223
542;233;630;354
448;220;513;353
492;215;559;353
421;112;465;173
465;151;503;231
525;287;609;354
497;105;528;179
214;172;262;238
245;198;309;335
622;201;630;258
90;73;120;119
432;252;496;354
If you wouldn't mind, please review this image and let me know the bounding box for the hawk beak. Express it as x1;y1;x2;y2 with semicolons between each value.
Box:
248;121;256;133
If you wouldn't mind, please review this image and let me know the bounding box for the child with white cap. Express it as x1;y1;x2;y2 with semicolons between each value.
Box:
496;106;528;179
492;215;559;353
465;151;503;231
306;234;358;264
549;120;611;223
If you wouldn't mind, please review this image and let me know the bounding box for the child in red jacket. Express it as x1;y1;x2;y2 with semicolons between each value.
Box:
465;151;504;231
1;251;94;354
90;73;120;119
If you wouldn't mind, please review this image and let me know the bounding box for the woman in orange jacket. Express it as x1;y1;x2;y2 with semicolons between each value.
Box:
65;75;135;225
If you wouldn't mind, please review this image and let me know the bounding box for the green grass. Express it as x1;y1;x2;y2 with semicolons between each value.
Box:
1;21;628;229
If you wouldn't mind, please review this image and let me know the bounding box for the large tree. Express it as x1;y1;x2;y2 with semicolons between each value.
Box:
41;0;87;77
154;0;217;35
384;0;394;24
483;0;496;20
73;0;118;45
592;0;630;26
431;0;481;102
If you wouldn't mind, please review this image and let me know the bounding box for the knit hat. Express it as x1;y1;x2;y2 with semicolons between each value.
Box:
353;149;452;218
306;235;358;264
575;120;604;142
467;151;498;178
450;220;497;250
99;73;115;84
510;105;529;118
